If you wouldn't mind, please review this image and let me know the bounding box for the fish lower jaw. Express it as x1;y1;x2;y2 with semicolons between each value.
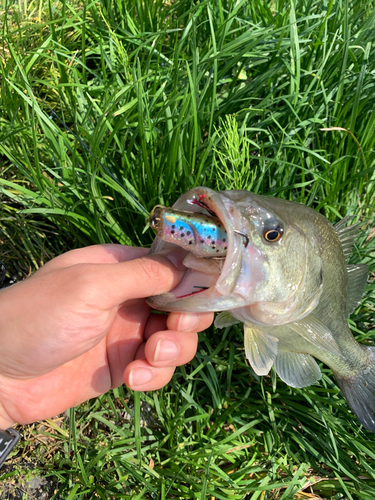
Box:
146;263;232;311
146;252;253;312
172;266;219;300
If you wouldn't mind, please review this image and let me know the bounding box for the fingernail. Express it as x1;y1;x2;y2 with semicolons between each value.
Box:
128;368;153;387
154;338;179;362
177;313;199;332
165;248;187;271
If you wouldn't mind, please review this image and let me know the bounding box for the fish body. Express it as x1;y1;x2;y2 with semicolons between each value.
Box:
148;187;373;431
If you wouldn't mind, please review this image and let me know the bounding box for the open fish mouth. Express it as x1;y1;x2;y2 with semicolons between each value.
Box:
147;187;252;313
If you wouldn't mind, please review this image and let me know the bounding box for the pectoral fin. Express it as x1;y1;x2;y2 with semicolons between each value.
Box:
290;316;342;357
244;324;279;376
214;311;241;329
274;351;321;388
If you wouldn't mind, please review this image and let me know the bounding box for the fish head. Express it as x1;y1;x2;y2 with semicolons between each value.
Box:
147;188;323;325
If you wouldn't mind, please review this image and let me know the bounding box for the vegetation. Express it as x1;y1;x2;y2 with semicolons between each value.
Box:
0;0;375;498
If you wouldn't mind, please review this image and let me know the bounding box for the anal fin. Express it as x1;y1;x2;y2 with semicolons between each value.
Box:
274;351;321;388
290;316;342;357
244;324;278;376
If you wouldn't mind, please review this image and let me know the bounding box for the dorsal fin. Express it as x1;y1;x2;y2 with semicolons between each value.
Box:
334;215;355;231
346;264;369;316
334;216;362;262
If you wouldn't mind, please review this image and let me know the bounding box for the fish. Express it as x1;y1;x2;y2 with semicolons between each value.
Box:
147;187;374;431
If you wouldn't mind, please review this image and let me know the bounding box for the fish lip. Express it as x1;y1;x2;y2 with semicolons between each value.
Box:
147;187;246;312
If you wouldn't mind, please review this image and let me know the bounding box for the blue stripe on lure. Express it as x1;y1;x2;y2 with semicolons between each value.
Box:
149;206;228;258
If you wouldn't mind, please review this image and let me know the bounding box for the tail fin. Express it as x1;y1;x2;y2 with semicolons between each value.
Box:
335;346;375;432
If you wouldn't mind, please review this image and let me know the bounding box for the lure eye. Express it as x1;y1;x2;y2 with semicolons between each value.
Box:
150;216;161;230
149;206;164;231
263;226;283;242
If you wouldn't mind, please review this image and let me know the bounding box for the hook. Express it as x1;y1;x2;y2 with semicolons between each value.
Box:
233;230;249;247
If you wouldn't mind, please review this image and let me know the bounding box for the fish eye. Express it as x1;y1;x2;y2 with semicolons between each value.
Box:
263;226;283;242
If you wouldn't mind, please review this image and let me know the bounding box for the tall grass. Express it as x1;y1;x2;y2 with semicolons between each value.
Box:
1;0;375;498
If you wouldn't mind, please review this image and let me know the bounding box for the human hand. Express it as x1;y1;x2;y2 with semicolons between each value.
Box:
0;245;213;429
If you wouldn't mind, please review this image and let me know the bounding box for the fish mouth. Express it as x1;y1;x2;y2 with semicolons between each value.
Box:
147;187;250;313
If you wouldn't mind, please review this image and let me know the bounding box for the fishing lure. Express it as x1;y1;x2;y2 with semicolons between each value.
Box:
149;205;228;258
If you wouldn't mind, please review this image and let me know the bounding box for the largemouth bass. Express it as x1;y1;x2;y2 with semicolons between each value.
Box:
147;187;373;431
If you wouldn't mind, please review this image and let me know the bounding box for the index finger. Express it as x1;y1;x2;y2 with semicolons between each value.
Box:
40;244;149;271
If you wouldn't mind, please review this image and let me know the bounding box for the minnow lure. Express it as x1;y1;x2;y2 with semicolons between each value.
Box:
149;206;228;258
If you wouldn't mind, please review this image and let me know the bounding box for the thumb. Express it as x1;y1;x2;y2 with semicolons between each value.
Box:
85;248;187;309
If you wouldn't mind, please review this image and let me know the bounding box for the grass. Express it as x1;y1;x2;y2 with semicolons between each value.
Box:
0;0;375;498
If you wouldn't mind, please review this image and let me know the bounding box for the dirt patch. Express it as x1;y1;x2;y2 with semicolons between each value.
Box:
0;461;59;500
